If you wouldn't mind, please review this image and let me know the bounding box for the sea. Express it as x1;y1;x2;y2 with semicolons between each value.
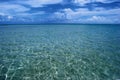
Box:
0;24;120;80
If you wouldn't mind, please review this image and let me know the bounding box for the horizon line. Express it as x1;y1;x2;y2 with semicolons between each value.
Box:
0;23;120;25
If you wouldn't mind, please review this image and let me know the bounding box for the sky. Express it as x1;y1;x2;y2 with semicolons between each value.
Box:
0;0;120;24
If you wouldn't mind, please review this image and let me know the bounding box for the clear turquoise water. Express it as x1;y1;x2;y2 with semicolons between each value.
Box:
0;24;120;80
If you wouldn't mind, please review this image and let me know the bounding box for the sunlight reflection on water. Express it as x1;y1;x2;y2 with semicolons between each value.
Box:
0;24;120;80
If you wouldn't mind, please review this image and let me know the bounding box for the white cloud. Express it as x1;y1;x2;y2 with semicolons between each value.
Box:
72;0;116;5
53;8;120;23
53;8;75;20
0;13;6;16
0;0;119;23
53;12;65;19
0;14;14;21
0;3;30;22
75;8;120;16
87;16;106;22
86;15;120;23
62;8;74;19
23;0;63;7
7;16;13;20
0;3;30;15
73;0;91;5
95;0;114;3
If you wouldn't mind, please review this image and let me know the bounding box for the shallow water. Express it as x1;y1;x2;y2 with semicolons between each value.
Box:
0;24;120;80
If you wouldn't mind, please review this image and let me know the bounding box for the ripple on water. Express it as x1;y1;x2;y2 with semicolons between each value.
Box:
0;25;120;80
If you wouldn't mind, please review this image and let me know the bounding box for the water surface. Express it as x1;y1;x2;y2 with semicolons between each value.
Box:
0;24;120;80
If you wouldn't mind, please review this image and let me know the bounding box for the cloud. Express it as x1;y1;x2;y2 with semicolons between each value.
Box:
52;7;120;23
0;13;6;16
86;15;120;23
0;3;29;15
0;2;30;22
0;14;14;22
72;0;119;6
19;0;63;7
0;0;120;24
87;16;106;22
7;16;13;20
52;8;74;20
16;11;45;17
73;0;91;5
